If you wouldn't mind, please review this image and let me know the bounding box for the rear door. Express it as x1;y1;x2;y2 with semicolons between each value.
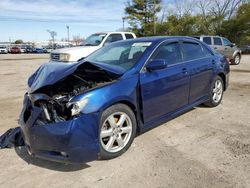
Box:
212;37;224;55
140;41;190;124
180;40;214;103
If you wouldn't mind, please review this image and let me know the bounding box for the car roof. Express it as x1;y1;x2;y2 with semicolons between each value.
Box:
93;32;135;35
121;36;200;43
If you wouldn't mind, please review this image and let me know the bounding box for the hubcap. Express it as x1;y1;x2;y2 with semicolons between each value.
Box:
212;80;223;103
235;55;240;64
100;112;132;153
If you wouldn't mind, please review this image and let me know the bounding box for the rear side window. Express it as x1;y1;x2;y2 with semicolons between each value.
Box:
213;37;222;45
125;34;134;39
105;34;123;43
203;37;212;45
151;42;182;65
182;42;205;61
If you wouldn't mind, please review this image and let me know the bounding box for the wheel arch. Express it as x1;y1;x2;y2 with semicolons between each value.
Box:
217;72;226;91
102;99;140;133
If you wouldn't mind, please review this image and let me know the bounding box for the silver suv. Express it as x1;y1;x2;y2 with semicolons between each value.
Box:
194;36;241;65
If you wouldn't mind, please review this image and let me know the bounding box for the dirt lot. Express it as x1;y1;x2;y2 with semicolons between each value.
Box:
0;54;249;188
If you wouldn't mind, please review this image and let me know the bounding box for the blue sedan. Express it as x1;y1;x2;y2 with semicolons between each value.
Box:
19;36;229;163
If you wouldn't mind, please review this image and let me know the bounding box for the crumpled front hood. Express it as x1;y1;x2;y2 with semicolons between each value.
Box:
27;61;125;93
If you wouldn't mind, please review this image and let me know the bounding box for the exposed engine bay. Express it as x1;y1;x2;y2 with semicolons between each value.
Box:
28;62;119;125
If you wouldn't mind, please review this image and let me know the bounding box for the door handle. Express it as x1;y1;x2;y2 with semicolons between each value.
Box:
225;48;228;50
214;47;217;49
182;68;188;74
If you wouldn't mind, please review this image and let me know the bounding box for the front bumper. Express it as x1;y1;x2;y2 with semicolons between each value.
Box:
19;94;100;163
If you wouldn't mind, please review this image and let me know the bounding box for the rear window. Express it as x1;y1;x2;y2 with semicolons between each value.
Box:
203;37;212;45
125;34;134;39
213;37;222;45
182;42;205;61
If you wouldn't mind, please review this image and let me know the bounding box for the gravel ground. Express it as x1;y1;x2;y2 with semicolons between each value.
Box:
0;54;249;188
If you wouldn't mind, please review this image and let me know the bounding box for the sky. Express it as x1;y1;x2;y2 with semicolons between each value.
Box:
0;0;173;42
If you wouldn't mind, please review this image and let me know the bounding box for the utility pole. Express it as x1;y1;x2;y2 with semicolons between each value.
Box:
122;17;125;32
66;25;70;43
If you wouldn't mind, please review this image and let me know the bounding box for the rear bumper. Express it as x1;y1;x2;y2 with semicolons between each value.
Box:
19;94;100;163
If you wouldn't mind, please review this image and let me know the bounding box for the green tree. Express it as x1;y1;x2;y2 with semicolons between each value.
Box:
125;0;162;36
219;2;250;44
14;39;23;44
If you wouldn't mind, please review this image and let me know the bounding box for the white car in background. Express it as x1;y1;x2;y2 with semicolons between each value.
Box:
50;32;136;63
0;46;8;54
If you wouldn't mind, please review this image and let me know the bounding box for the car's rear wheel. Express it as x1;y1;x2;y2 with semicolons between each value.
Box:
231;53;241;65
99;104;136;159
204;76;224;107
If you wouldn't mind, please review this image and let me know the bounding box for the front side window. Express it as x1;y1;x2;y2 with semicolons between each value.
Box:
223;38;232;46
86;41;151;71
105;34;123;43
203;37;212;45
83;33;107;46
125;34;134;39
151;42;182;65
182;42;205;61
213;37;222;45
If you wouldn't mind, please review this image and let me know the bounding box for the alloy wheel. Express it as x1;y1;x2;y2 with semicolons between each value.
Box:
234;55;240;65
212;80;223;103
100;112;133;153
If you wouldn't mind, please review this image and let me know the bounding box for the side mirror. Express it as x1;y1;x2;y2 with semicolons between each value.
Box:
146;59;168;71
230;43;236;47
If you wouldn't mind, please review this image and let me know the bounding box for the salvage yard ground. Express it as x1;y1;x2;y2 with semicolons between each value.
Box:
0;54;250;188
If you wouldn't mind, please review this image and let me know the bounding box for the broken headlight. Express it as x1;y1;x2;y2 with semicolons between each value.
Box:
67;98;89;116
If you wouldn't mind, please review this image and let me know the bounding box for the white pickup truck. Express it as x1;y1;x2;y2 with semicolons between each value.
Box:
50;32;136;63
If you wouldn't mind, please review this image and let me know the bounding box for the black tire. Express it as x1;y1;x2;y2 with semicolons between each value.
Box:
204;76;224;107
99;104;137;160
231;53;241;65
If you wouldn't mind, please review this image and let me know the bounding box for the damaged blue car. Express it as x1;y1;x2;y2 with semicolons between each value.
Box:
19;37;229;163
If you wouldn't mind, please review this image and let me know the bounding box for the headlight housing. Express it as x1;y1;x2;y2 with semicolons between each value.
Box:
67;98;89;116
59;53;70;62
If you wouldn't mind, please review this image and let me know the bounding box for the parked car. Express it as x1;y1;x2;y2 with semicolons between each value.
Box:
50;32;136;63
240;45;250;54
33;48;47;53
20;47;27;53
25;46;34;53
194;35;241;65
10;47;21;54
19;36;229;163
0;46;8;54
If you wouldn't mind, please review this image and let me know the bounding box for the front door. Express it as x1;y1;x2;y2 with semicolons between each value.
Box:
140;41;190;124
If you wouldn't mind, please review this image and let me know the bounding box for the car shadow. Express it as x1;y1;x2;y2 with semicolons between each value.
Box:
14;146;90;172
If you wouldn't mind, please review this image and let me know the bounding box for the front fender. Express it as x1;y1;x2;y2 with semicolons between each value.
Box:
70;75;139;114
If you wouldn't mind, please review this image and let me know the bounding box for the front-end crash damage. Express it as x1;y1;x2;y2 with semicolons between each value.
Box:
19;61;122;163
28;62;120;124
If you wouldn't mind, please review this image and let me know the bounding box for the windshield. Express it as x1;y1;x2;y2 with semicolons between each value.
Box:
83;33;107;46
85;40;151;71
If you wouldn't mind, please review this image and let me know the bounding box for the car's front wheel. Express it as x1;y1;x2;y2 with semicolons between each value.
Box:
99;104;137;159
231;53;241;65
204;76;224;107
